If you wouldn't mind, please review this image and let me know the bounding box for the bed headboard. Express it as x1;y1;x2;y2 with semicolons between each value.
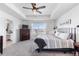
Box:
57;28;71;33
57;28;74;40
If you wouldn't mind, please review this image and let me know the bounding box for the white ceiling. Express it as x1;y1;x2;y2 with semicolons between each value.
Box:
50;3;78;19
0;3;24;20
13;3;58;16
0;3;78;20
13;3;58;20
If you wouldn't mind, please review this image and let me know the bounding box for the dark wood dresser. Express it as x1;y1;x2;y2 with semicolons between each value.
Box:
20;29;30;41
0;36;3;54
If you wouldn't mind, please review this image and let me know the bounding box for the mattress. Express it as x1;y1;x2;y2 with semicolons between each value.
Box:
33;34;74;49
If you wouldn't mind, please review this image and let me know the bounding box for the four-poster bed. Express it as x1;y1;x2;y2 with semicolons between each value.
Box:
34;28;77;55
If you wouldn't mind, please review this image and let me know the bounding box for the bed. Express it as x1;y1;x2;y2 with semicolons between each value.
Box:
33;28;76;53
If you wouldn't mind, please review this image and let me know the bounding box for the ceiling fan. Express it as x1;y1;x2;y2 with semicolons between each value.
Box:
22;3;46;14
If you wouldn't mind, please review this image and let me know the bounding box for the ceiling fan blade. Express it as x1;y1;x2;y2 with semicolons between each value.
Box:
37;6;46;9
36;10;42;14
23;7;32;9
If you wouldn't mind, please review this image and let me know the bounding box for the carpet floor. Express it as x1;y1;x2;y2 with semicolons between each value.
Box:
0;40;74;56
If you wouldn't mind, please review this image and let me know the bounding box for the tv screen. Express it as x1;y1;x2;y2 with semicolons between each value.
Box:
22;25;28;29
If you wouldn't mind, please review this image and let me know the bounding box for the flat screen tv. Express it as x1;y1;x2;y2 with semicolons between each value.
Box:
22;25;28;29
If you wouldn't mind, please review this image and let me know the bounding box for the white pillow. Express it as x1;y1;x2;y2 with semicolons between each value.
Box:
36;34;48;40
55;32;60;36
58;33;69;39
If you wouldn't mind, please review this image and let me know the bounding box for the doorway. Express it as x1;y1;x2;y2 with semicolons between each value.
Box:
6;19;13;47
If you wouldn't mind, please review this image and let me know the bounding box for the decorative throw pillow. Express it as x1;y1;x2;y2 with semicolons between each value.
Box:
58;33;69;40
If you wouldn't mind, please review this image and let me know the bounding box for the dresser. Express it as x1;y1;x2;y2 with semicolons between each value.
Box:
0;36;3;54
20;29;30;41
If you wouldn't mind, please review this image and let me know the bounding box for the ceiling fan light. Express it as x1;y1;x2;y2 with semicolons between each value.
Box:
33;10;36;14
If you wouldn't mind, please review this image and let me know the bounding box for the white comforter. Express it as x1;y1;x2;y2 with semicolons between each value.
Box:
34;34;74;49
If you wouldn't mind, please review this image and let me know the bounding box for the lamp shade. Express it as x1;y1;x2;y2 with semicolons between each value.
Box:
53;26;57;29
77;25;79;27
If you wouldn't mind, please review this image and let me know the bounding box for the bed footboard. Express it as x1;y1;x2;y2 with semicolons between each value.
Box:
35;48;75;53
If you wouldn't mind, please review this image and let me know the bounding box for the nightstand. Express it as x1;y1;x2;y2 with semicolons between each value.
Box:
75;42;79;56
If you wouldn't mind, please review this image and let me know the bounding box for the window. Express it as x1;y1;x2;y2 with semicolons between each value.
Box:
32;23;47;29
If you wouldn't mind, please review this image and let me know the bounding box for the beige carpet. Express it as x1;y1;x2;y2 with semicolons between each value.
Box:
0;40;74;56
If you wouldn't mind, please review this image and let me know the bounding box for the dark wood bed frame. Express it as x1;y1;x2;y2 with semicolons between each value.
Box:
36;48;75;53
35;28;77;56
